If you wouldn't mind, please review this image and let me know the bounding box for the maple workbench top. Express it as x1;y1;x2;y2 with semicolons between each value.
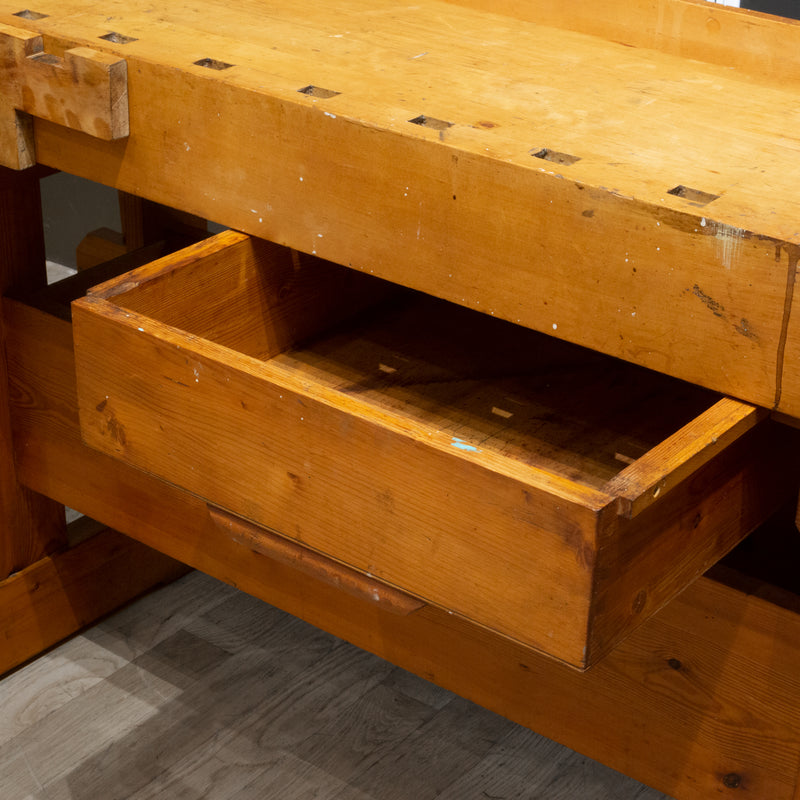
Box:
3;0;800;413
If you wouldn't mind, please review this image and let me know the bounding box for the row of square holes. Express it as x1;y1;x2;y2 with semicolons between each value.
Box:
15;9;138;42
13;10;719;206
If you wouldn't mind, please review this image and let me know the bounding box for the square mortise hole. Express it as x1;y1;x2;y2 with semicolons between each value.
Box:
14;9;48;19
100;32;138;45
194;58;235;71
667;185;719;205
298;85;341;99
531;148;580;166
409;115;453;131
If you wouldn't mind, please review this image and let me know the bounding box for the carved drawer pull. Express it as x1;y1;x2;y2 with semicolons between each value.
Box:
208;505;427;616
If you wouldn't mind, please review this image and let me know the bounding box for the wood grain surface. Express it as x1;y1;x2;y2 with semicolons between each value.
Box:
3;1;800;411
0;22;128;169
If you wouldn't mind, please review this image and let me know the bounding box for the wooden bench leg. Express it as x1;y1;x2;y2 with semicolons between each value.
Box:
0;166;188;674
0;165;66;577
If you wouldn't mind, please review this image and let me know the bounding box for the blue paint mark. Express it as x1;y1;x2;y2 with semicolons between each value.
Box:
451;437;479;453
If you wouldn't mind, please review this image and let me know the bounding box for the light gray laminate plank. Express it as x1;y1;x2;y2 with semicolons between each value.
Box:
34;618;330;799
130;636;397;797
292;680;440;781
80;571;238;662
0;750;46;800
436;725;672;800
228;750;376;800
0;660;184;794
0;634;129;747
0;573;675;800
378;666;455;711
185;588;297;655
345;693;518;800
43;615;392;800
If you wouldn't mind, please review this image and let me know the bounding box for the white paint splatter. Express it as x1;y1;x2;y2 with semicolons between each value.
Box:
713;222;745;270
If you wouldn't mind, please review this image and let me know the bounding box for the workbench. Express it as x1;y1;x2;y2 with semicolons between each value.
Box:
1;0;800;797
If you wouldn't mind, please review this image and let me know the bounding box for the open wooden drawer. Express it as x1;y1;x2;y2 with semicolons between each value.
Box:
71;230;799;669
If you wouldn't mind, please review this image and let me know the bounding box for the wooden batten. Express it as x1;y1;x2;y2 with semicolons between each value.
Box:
0;527;188;676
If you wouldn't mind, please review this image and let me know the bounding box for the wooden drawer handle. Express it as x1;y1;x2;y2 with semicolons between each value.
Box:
207;505;427;616
0;23;128;169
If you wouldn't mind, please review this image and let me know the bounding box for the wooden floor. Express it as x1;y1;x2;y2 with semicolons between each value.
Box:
0;569;672;799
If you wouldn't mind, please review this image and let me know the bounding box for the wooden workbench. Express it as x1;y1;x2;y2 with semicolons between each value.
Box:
1;1;799;797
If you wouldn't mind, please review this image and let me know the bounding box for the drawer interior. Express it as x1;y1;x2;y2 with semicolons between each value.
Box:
104;236;719;493
265;293;719;491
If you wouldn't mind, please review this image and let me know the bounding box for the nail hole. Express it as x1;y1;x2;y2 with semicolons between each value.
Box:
722;773;742;789
298;85;341;99
100;32;138;44
14;9;48;19
409;115;453;130
667;658;682;670
531;148;581;166
667;185;719;205
194;58;235;71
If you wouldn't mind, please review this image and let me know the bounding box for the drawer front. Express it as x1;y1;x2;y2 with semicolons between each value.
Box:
72;231;799;669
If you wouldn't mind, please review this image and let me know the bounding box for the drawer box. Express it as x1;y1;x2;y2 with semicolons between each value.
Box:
71;230;797;668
